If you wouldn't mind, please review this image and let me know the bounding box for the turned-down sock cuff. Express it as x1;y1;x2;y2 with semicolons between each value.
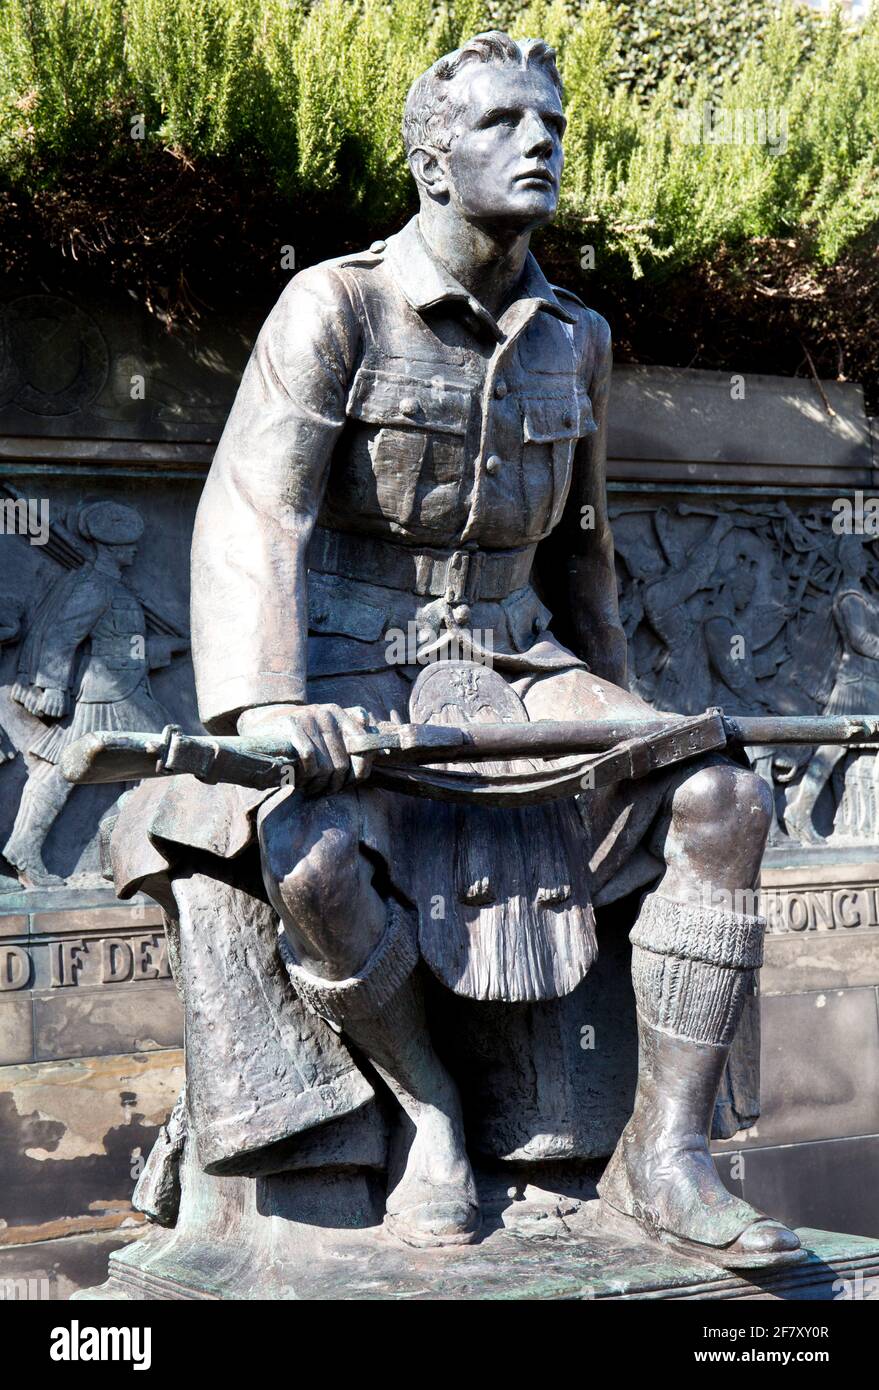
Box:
630;892;765;970
629;892;765;1046
278;901;418;1029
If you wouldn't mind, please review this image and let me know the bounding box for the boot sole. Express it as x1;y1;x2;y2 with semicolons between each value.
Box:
597;1198;807;1272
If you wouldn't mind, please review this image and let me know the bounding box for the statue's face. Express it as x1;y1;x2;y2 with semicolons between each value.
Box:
442;62;565;231
110;542;138;568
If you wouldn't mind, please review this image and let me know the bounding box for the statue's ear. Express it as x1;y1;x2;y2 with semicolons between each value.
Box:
408;146;448;199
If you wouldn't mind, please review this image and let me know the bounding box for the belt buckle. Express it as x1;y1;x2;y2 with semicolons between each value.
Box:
443;549;471;604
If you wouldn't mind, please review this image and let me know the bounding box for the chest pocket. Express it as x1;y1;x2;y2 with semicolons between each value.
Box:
520;389;596;530
520;389;595;444
91;595;146;667
347;366;471;525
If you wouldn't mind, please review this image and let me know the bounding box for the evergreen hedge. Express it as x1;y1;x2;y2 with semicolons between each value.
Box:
0;1;877;404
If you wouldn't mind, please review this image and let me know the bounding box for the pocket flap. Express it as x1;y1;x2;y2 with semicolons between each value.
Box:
522;391;596;443
347;366;470;436
503;587;554;652
307;573;387;641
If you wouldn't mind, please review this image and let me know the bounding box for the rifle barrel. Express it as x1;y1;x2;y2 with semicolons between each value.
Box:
721;715;879;745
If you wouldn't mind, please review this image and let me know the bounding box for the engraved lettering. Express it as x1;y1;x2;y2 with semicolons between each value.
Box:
134;937;160;980
50;939;88;987
0;945;31;991
835;890;863;929
102;937;134;983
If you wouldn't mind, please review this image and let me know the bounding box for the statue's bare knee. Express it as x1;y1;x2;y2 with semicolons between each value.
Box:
657;761;772;902
258;791;387;980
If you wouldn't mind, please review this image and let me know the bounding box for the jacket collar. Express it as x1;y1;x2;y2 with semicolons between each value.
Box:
385;216;575;340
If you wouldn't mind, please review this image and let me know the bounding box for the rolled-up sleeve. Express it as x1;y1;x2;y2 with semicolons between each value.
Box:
191;268;360;731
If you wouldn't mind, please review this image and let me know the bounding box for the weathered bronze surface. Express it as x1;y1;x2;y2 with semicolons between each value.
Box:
65;711;879;796
73;31;846;1285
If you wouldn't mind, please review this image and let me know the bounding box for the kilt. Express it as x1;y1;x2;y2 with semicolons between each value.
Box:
110;625;689;1004
29;677;168;766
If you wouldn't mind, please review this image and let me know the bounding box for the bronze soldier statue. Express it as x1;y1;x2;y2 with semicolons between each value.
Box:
97;33;804;1269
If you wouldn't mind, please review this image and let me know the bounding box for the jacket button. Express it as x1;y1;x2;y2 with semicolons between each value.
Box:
494;380;508;399
370;240;387;254
563;411;575;429
400;396;420;417
485;455;502;475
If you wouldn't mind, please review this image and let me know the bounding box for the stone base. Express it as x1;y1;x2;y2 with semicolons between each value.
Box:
72;1160;879;1302
0;885;184;1251
707;848;879;1240
0;1228;144;1301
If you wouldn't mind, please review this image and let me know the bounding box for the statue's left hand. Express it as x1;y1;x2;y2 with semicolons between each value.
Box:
38;687;68;719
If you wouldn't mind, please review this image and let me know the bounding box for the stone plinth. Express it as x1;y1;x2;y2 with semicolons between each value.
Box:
73;1164;879;1301
0;886;183;1249
710;850;879;1239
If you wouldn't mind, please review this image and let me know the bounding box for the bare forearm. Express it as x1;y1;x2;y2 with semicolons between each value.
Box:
568;553;628;687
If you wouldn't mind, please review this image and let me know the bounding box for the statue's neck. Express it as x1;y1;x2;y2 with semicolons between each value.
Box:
417;205;531;320
92;552;122;579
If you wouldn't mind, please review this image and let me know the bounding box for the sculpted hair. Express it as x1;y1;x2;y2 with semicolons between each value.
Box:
402;30;563;157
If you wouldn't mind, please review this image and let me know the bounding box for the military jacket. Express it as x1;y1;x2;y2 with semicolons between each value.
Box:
192;216;615;731
20;562;152;704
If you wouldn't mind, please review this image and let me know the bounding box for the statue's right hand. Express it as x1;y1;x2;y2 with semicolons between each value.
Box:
236;702;374;797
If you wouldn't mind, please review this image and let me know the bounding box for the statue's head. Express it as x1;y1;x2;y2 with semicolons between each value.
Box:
403;31;565;233
78;500;144;568
838;533;870;580
714;530;761;612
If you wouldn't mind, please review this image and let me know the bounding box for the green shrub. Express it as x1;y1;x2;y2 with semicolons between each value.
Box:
0;0;876;276
123;0;261;155
0;0;128;170
464;0;817;98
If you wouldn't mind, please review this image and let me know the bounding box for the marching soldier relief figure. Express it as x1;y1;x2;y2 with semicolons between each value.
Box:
78;33;816;1272
786;534;879;844
4;501;185;887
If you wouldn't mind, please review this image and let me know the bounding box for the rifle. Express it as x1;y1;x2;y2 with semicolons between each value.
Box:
59;712;879;808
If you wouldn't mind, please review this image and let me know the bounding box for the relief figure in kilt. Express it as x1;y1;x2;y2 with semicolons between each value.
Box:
786;533;879;844
110;32;802;1268
4;501;185;887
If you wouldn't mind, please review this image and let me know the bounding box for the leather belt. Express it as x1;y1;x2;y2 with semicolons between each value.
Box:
90;638;142;659
308;526;536;604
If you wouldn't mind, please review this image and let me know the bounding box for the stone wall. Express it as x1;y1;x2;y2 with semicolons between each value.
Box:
0;285;238;1266
605;366;879;1238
